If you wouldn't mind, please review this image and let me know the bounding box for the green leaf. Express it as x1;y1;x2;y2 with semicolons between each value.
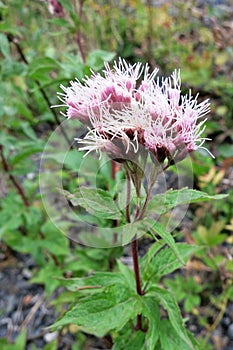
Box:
40;220;69;257
142;297;160;350
14;101;34;123
51;285;142;337
45;149;83;171
145;220;185;264
30;259;63;295
65;247;109;273
1;58;26;78
42;340;58;350
0;194;25;240
15;328;27;350
159;320;195;350
0;33;10;58
86;50;115;71
10;145;44;165
148;286;194;349
1;328;27;350
112;330;146;350
146;188;228;217
59;271;126;292
0;22;19;36
58;0;74;12
21;122;38;140
64;187;122;220
117;260;135;291
142;243;197;285
184;295;201;312
77;219;145;248
27;57;60;79
48;18;71;27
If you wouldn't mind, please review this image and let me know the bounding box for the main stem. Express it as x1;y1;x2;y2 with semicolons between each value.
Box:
131;239;144;331
126;169;144;331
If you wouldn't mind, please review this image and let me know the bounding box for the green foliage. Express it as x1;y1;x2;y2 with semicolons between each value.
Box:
63;187;123;220
194;221;227;247
146;188;227;217
141;243;197;285
0;0;232;349
0;329;27;350
51;284;142;337
164;275;204;312
112;329;147;350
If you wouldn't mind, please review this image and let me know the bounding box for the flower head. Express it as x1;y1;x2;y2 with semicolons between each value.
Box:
56;58;211;165
45;0;65;18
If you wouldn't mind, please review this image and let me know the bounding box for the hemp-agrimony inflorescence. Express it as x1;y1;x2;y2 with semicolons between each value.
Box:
56;58;211;166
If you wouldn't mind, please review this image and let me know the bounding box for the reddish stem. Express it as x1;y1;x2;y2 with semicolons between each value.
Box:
8;35;71;147
125;169;144;331
131;239;144;330
125;170;131;224
111;160;117;180
131;239;143;296
0;145;30;207
76;0;86;64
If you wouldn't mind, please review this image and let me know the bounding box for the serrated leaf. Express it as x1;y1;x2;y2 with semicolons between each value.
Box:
159;320;195;350
112;330;146;350
146;188;228;217
142;297;160;350
51;285;142;337
59;271;126;292
64;187;122;219
117;260;135;291
148;286;194;349
145;220;185;264
77;219;147;248
142;243;197;285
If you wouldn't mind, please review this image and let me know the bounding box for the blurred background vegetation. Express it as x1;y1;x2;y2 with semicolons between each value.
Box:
0;0;233;349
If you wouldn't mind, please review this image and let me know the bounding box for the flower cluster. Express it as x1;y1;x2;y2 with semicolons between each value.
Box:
45;0;65;18
57;58;211;164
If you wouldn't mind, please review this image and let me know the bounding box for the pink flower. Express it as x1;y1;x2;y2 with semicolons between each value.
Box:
45;0;65;18
56;58;211;165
